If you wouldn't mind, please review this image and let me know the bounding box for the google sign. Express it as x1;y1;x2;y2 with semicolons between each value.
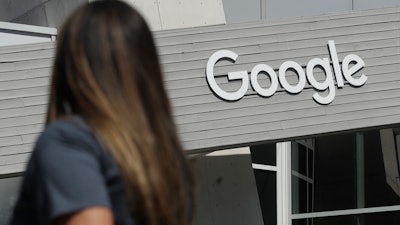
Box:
206;40;367;105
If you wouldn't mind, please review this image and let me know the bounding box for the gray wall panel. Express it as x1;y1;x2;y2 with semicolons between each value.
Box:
1;7;400;173
266;0;352;20
222;0;261;23
0;115;45;129
354;0;400;10
0;124;43;138
192;149;264;225
0;86;48;101
0;144;34;156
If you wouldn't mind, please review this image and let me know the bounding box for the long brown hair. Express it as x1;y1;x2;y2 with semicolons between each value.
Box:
46;1;194;224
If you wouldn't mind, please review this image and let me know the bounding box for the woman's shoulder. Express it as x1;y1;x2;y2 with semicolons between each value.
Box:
39;117;90;140
34;117;102;160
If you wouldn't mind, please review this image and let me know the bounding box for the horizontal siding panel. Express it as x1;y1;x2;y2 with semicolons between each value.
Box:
174;79;400;121
155;7;400;38
0;144;34;156
0;153;30;166
0;77;50;91
0;163;27;175
177;89;400;134
163;38;399;78
175;79;400;125
160;37;400;65
166;54;400;104
0;114;45;129
0;123;43;138
162;37;399;81
0;58;52;73
156;13;400;46
183;106;400;147
281;101;400;130
169;74;399;109
0;49;55;62
22;133;40;144
0;86;48;101
159;22;399;56
0;67;51;82
0;42;54;55
0;99;23;110
183;113;400;151
160;32;398;60
177;102;325;135
168;64;399;100
0;136;23;147
22;95;48;106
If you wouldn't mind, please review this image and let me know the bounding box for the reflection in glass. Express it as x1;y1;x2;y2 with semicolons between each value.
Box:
380;128;400;197
294;128;400;214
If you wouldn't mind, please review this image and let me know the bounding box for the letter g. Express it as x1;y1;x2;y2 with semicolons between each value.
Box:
206;50;249;101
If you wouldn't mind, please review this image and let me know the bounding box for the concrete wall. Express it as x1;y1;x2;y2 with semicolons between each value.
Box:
0;0;87;28
121;0;226;31
0;0;226;30
192;148;264;225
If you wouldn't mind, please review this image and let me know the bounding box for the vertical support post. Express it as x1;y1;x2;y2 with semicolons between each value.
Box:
277;142;292;225
260;0;267;20
356;132;365;225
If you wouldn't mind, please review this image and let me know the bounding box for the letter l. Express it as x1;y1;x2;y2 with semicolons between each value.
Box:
328;40;344;88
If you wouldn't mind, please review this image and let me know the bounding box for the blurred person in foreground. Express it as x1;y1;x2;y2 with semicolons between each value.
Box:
9;1;194;225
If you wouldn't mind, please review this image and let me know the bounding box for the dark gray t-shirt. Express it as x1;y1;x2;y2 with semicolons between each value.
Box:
10;118;135;225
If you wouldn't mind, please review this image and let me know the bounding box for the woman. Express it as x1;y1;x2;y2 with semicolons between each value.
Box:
10;1;194;225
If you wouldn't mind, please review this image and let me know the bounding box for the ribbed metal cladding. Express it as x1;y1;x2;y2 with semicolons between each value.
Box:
158;7;400;152
0;7;400;174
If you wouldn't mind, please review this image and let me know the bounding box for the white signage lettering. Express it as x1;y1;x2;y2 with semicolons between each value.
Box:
206;40;367;105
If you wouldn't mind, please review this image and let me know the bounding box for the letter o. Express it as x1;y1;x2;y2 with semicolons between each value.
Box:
278;61;306;94
250;64;278;97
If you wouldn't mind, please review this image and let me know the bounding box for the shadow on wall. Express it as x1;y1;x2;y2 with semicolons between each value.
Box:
0;0;88;28
0;175;21;225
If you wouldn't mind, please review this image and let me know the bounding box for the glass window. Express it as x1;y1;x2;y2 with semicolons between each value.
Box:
293;127;400;216
251;143;277;225
253;170;276;225
364;129;400;208
292;141;314;214
292;142;307;176
313;133;357;212
250;143;276;166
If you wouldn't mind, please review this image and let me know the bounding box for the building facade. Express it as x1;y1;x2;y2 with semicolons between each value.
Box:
1;1;400;225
